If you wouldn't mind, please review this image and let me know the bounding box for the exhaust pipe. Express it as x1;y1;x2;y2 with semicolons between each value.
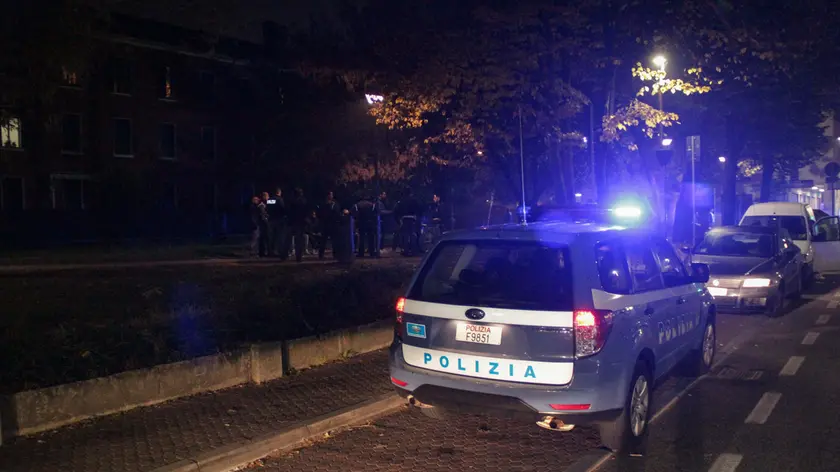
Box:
536;415;575;432
406;395;434;409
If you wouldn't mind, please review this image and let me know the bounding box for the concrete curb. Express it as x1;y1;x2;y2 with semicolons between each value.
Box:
151;393;405;472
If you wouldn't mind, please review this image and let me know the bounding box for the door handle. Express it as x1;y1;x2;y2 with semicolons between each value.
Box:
677;296;687;305
644;306;655;316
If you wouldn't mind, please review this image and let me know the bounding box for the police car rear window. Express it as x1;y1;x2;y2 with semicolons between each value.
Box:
409;240;573;311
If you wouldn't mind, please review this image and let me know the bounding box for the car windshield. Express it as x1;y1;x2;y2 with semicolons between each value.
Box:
741;215;809;240
695;231;775;258
409;240;573;310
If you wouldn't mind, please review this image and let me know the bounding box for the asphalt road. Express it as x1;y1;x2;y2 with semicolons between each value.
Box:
248;275;840;472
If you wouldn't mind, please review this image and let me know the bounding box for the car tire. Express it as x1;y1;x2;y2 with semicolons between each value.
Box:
598;360;652;454
766;287;785;318
803;263;815;288
788;273;803;300
419;406;448;420
685;320;716;377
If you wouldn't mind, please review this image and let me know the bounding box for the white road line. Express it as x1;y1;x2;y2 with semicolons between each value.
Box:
802;332;820;345
779;356;805;376
744;392;782;424
834;290;840;298
816;315;831;325
708;453;743;472
827;301;839;309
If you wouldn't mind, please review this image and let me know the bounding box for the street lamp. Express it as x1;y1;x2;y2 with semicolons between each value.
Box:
661;137;673;147
718;156;726;163
652;55;667;71
365;94;385;255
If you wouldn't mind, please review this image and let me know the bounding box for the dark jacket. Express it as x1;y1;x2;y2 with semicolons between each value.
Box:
318;200;342;228
395;197;423;220
288;196;309;226
354;198;377;227
265;196;286;222
251;202;268;229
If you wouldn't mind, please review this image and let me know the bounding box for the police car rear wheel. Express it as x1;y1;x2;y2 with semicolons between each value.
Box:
599;361;651;453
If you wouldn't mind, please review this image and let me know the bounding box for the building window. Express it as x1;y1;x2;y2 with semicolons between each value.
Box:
109;58;132;95
199;71;215;101
162;182;178;209
1;176;24;211
61;114;82;154
1;117;22;149
113;118;133;157
51;175;91;210
62;66;80;87
159;66;174;99
159;123;176;159
200;126;216;161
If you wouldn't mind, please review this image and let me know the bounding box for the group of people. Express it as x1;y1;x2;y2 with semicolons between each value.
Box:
249;188;446;261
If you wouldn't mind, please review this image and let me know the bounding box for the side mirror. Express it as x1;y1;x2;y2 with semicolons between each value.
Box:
690;262;710;284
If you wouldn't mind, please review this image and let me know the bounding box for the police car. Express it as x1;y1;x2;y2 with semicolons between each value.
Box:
388;220;715;452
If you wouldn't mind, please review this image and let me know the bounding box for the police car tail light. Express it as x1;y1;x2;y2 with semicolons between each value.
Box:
574;310;614;358
395;297;406;339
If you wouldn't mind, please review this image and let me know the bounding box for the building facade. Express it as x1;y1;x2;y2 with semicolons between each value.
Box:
0;14;289;245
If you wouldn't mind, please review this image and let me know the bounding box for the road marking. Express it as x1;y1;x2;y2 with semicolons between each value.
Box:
779;356;805;376
745;392;782;424
816;315;831;325
802;332;820;345
828;301;839;309
572;320;766;472
834;290;840;298
708;453;743;472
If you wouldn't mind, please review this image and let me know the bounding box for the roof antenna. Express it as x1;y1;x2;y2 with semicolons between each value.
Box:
519;102;527;225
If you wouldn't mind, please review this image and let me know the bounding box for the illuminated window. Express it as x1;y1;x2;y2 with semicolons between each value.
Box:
1;117;21;148
159;66;174;99
62;66;79;86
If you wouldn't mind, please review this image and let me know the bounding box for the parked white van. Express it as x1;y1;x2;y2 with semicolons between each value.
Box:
739;202;840;277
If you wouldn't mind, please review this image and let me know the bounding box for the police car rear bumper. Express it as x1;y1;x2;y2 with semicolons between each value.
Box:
388;342;626;425
393;385;623;424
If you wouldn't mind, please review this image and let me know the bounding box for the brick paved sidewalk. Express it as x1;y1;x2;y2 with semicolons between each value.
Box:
0;350;392;472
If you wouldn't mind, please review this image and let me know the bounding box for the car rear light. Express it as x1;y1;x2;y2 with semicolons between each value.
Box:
574;309;614;358
395;297;406;340
391;376;408;387
549;403;591;411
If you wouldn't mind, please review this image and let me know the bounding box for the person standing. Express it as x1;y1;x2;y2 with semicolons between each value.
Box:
353;194;378;258
286;188;308;262
253;195;270;257
265;188;287;258
317;191;342;260
249;196;263;257
377;191;391;253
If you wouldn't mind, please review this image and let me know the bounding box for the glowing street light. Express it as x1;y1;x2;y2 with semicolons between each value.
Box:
661;137;673;147
477;150;484;156
365;94;384;104
652;55;667;71
718;156;726;163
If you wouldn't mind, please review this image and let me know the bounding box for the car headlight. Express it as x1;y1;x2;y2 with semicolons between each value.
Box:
742;278;771;288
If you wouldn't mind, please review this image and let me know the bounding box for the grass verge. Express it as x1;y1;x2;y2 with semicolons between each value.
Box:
0;258;417;394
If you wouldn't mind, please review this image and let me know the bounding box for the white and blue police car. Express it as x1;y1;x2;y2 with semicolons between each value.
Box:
388;220;715;452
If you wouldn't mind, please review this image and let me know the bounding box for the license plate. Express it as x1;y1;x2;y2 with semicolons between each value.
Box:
456;323;502;345
708;287;728;297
